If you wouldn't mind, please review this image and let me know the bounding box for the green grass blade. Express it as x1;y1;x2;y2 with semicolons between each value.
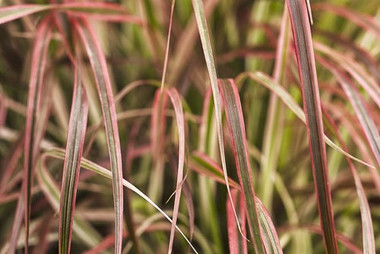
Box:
317;56;380;169
285;1;338;252
165;88;186;254
256;198;283;254
36;156;102;248
74;18;124;253
44;148;199;254
191;0;245;242
219;79;265;253
59;65;89;254
239;72;375;170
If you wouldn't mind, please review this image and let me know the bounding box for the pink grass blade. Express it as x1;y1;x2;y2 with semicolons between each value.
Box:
74;18;124;253
239;72;375;169
255;198;283;254
226;190;243;254
314;43;380;108
59;64;89;254
317;56;380;169
218;79;265;253
36;155;102;248
322;107;375;254
189;151;240;189
160;0;176;90
313;3;380;41
149;90;168;203
0;4;51;25
260;7;290;211
45;148;199;253
7;17;53;254
165;88;186;254
191;0;246;242
285;1;338;252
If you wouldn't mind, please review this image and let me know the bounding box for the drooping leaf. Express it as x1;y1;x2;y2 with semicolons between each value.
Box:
165;88;186;254
322;107;375;254
43;148;199;254
218;79;265;253
285;0;338;252
74;18;124;253
0;4;50;25
238;71;375;169
36;155;102;249
59;64;89;254
317;55;380;169
8;16;53;254
256;198;283;254
191;0;246;242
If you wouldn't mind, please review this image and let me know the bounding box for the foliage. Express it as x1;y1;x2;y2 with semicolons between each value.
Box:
0;0;379;253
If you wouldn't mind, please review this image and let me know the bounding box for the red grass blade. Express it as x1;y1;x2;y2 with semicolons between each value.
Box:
45;148;199;253
218;79;265;253
313;3;380;41
37;155;102;248
315;43;380;108
189;151;240;189
165;88;186;254
59;63;89;254
285;0;338;252
74;18;124;253
256;198;283;254
191;0;245;241
7;16;53;254
322;106;375;254
226;190;245;254
239;71;375;169
0;4;50;25
317;56;380;169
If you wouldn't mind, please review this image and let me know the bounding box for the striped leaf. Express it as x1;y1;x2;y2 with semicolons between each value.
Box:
59;64;89;254
74;18;124;253
285;0;338;252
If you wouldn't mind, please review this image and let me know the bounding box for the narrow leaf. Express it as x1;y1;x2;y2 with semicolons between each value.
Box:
44;148;199;254
59;65;89;254
74;18;123;253
37;155;102;248
322;107;375;254
0;4;50;25
256;198;283;254
218;79;265;253
8;16;52;254
240;71;375;169
317;56;380;168
285;1;338;252
165;88;186;254
191;0;246;242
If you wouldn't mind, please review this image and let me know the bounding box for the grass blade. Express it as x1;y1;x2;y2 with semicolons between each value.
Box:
191;0;246;243
74;18;123;253
218;79;265;253
36;156;102;248
165;88;186;254
59;64;89;254
323;107;375;254
8;16;53;254
256;198;283;254
238;72;375;170
0;4;50;25
44;148;199;253
189;151;240;189
317;56;380;168
285;1;338;252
